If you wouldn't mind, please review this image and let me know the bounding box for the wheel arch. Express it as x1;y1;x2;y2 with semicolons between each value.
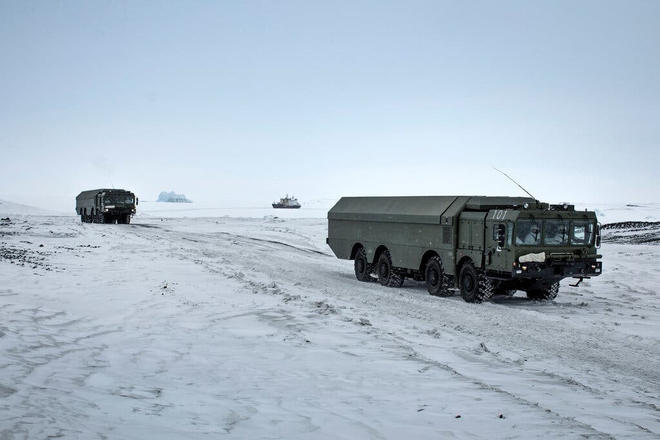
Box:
350;243;366;260
373;245;389;264
457;255;474;273
419;250;440;276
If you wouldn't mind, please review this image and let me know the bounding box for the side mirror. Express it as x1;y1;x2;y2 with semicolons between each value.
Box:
136;197;139;206
595;224;601;248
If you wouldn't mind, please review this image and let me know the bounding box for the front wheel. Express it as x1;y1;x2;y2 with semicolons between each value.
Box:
526;282;559;300
459;262;493;303
377;251;403;287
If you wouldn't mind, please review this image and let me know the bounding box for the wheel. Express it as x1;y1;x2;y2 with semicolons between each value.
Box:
377;251;403;287
459;262;493;303
125;214;131;224
526;282;559;300
354;247;373;282
426;256;452;297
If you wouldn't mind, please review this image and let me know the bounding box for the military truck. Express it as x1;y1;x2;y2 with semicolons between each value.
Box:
76;189;138;224
327;196;602;302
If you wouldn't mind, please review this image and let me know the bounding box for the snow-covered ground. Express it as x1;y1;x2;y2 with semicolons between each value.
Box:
1;199;659;439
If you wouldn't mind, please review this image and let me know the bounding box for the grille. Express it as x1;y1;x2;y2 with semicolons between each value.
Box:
443;226;451;244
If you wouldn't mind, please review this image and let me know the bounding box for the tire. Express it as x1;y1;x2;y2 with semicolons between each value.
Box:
354;247;373;282
426;256;452;297
459;262;493;303
526;282;559;300
125;214;131;224
377;251;403;287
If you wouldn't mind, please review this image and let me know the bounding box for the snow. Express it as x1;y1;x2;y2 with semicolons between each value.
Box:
1;199;659;439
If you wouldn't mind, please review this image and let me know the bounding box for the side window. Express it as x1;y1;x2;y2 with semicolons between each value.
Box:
493;223;513;248
507;224;513;246
493;223;506;248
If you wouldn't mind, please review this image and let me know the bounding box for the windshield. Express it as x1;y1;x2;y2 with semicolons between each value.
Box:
544;219;569;245
104;195;135;205
516;219;594;246
515;219;542;245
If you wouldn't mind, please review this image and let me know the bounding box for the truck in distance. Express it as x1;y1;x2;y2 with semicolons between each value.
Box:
76;189;138;224
327;196;602;302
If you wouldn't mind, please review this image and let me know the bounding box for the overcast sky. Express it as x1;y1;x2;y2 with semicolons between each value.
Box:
1;1;658;211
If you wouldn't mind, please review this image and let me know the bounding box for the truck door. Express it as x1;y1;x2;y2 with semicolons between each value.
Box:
486;209;515;273
457;211;487;267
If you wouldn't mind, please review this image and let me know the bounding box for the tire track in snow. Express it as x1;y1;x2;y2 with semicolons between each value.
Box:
124;218;660;438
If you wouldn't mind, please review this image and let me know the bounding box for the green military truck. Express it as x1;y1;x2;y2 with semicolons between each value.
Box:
327;196;602;302
76;189;138;224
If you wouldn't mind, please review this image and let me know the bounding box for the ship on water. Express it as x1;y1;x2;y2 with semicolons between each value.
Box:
272;194;301;209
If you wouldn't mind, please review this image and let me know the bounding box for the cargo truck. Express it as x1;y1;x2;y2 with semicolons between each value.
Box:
76;189;138;224
327;196;602;302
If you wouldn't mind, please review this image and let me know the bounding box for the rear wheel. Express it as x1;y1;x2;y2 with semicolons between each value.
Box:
426;256;452;297
377;251;403;287
354;247;373;282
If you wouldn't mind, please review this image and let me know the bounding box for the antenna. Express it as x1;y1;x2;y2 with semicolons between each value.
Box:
109;175;115;189
493;168;537;200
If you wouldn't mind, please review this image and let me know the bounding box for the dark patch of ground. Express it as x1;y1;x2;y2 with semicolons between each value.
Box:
601;221;660;245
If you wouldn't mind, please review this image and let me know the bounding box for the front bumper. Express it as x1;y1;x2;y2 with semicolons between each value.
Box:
103;208;136;214
512;260;602;279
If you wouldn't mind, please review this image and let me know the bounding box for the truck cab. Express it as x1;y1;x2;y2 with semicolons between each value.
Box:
483;203;602;297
